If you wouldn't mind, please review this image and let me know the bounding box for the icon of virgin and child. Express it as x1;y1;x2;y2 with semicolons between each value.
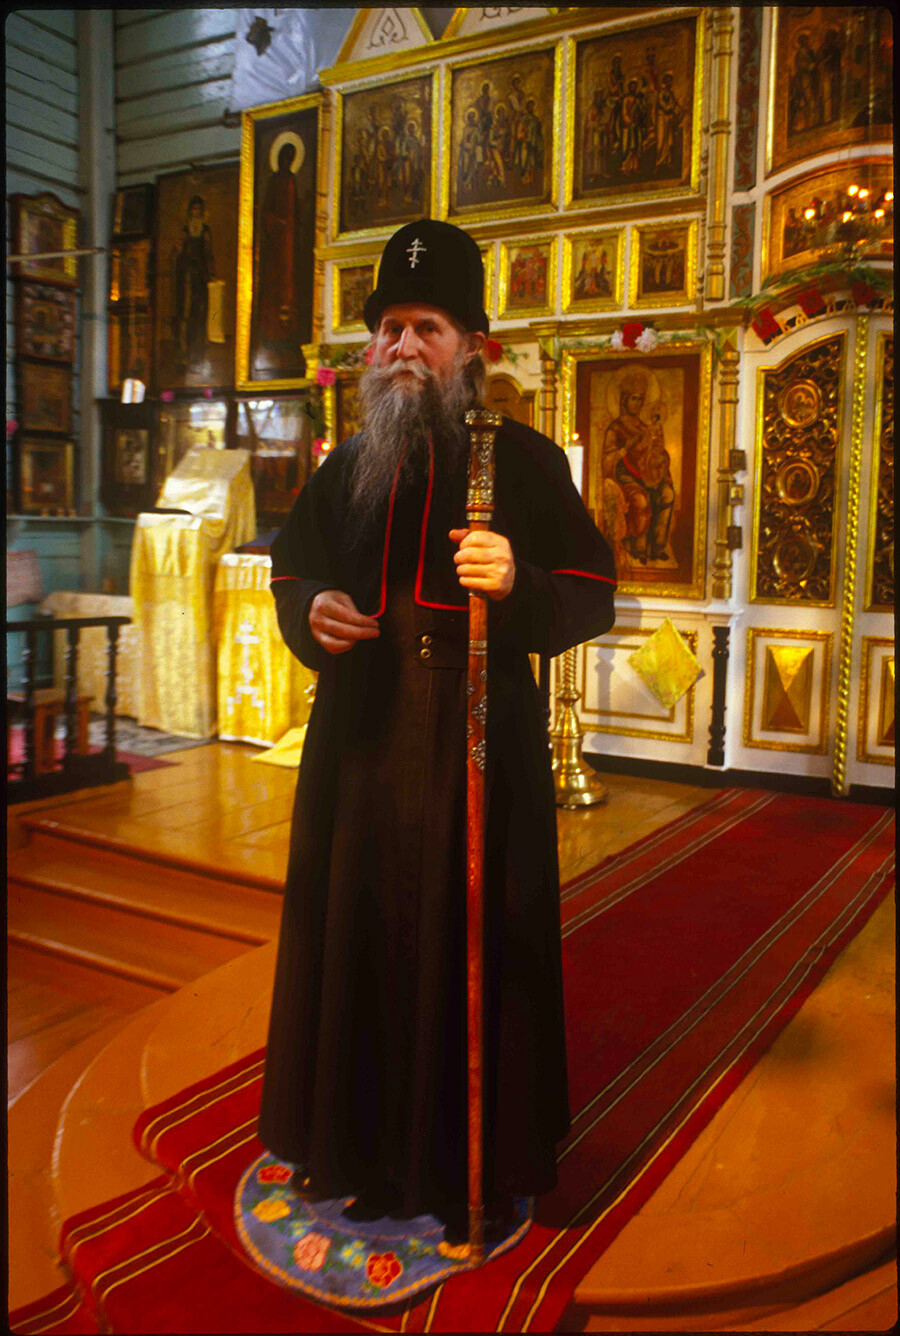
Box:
599;368;677;571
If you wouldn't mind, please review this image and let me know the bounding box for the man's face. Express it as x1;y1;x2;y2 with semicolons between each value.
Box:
371;304;477;387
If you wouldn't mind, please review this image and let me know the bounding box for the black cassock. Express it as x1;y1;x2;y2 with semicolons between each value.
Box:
259;416;616;1220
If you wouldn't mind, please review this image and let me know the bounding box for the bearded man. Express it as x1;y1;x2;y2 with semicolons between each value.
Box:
258;219;616;1243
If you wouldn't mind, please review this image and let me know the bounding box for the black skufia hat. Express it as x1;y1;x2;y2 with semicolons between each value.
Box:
363;219;489;334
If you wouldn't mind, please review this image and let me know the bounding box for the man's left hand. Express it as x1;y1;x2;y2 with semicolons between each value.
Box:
449;528;515;601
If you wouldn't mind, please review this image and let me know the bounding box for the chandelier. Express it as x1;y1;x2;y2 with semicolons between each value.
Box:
801;179;894;265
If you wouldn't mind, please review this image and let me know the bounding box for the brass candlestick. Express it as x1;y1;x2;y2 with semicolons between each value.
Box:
551;645;608;808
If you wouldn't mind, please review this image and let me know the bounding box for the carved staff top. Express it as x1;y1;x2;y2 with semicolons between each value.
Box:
465;407;502;528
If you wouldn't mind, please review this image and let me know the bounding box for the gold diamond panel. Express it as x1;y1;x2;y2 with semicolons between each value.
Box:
761;645;814;734
579;628;699;744
866;335;894;611
744;628;832;754
752;334;844;606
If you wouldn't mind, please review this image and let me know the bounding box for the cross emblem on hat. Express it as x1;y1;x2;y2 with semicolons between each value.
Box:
406;238;426;268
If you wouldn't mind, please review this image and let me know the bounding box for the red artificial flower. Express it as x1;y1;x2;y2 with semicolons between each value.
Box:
797;284;825;317
312;438;330;458
203;387;213;399
751;307;781;344
484;338;503;363
257;1164;292;1184
160;391;175;403
621;321;645;349
850;278;876;308
365;1250;403;1289
7;419;19;437
315;366;336;387
364;345;375;365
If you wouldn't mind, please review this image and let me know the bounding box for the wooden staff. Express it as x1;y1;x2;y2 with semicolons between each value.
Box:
463;406;502;1264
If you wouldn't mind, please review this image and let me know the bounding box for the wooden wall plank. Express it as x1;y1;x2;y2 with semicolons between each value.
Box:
115;9;172;27
6;88;80;147
117;98;230;144
6;43;79;99
116;75;231;124
114;38;234;99
7;124;80;181
7;13;78;72
116;123;240;176
23;8;78;40
5;166;84;205
116;9;236;64
7;62;80;116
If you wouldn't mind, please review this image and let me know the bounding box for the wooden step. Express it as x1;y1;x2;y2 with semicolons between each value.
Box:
8;881;250;992
18;811;285;891
8;835;283;946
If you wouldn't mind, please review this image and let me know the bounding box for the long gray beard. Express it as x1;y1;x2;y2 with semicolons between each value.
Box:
349;352;477;523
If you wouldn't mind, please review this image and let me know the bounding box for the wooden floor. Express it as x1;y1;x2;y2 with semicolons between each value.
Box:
6;743;896;1331
7;741;715;1105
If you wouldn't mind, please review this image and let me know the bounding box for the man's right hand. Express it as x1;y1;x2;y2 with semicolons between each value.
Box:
309;590;380;655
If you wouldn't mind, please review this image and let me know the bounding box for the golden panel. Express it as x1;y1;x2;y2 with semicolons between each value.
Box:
564;10;706;212
628;219;698;310
498;235;558;320
578;626;698;744
235;92;325;392
561;228;625;313
331;68;440;243
561;339;712;601
761;645;814;734
865;333;894;611
480;242;495;319
331;254;380;335
751;332;845;607
744;627;832;754
440;41;562;226
857;637;895;766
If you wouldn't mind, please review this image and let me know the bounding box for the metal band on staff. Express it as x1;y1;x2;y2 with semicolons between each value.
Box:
463;405;502;1264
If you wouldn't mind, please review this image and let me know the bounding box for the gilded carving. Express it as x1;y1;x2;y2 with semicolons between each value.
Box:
866;335;893;610
752;334;844;606
733;6;762;191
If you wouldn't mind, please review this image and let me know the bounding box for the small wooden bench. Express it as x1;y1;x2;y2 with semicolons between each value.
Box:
7;689;94;774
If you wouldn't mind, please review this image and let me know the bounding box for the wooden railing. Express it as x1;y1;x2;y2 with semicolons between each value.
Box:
6;614;132;802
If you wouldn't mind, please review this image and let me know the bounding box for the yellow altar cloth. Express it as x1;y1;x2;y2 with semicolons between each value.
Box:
213;553;316;745
40;591;140;718
130;448;256;738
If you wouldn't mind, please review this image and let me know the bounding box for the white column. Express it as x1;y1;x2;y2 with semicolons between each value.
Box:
77;8;116;583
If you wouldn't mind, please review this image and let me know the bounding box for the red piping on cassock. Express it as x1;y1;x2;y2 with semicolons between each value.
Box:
552;568;617;586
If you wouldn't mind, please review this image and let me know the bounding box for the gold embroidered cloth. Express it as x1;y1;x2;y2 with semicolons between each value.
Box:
628;618;703;709
130;449;257;738
213;554;316;745
39;591;140;718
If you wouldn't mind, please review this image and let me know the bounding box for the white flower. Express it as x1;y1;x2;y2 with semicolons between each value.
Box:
635;328;659;351
609;330;624;350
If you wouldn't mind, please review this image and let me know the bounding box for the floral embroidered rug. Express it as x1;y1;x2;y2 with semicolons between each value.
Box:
236;1153;532;1309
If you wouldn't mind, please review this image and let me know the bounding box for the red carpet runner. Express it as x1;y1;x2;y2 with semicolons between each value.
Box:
11;789;894;1334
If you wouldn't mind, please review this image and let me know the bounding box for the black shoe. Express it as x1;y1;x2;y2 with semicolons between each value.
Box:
343;1185;402;1222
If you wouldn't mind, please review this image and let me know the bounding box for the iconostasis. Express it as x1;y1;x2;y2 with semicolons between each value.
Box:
7;6;891;790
